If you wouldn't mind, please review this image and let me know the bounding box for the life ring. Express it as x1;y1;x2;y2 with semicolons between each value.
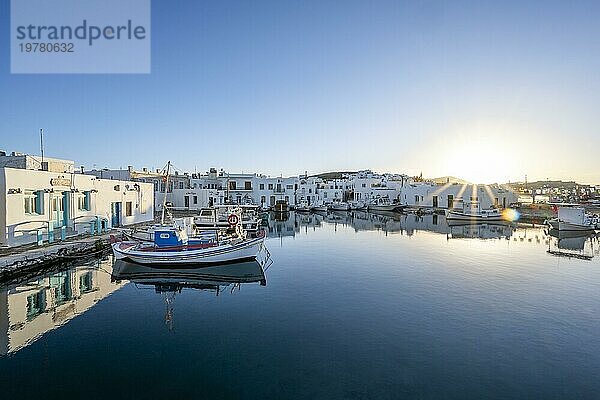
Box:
228;214;239;226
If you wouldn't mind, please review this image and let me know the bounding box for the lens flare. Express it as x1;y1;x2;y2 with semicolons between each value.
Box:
502;208;520;222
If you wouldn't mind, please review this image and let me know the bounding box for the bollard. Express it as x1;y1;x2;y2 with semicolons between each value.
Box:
60;226;66;241
48;221;55;243
37;229;44;246
90;221;96;235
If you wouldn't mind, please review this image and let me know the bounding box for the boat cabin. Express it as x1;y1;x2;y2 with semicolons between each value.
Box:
154;228;188;248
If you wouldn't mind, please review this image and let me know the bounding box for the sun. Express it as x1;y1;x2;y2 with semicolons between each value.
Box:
442;138;516;184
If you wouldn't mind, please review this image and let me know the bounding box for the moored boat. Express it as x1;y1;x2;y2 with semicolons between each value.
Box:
446;199;504;222
368;196;402;212
295;199;311;212
546;206;598;231
328;199;350;211
349;201;367;210
112;219;266;265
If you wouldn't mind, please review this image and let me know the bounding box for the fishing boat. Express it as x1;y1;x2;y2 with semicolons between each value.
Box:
328;199;350;211
194;205;261;234
349;200;367;210
446;199;504;222
295;199;311;212
310;201;328;212
546;206;598;231
368;196;402;212
112;225;266;265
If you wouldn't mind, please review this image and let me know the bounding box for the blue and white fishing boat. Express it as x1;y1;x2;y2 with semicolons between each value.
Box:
112;226;266;265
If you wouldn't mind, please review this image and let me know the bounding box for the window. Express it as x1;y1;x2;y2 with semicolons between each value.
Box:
286;184;293;189
154;181;159;191
78;191;91;211
324;192;328;198
259;183;265;190
285;196;289;202
415;195;419;204
193;196;198;204
229;181;237;190
261;196;266;204
179;181;184;189
26;291;45;320
126;201;133;217
79;272;93;293
268;184;273;190
24;191;36;214
362;183;366;188
309;188;312;193
245;181;252;190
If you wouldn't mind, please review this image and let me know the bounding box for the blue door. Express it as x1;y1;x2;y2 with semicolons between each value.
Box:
111;202;122;227
62;191;70;227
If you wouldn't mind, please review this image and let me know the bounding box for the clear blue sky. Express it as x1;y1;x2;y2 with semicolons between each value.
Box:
1;1;599;183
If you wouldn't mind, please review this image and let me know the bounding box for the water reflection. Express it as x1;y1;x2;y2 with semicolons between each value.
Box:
266;210;599;259
0;257;123;356
547;229;598;260
111;260;268;331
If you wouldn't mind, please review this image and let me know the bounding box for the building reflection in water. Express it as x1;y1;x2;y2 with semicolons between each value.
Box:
0;256;125;356
267;210;597;260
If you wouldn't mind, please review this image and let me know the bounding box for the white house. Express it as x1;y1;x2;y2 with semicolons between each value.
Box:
400;182;517;209
0;157;154;247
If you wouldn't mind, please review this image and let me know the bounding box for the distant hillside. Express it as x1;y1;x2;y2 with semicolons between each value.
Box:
507;180;584;190
430;176;470;185
312;171;357;180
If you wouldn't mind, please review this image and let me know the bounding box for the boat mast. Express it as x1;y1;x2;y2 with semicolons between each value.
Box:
161;161;171;225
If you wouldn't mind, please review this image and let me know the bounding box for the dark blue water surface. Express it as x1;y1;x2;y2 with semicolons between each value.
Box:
1;211;599;399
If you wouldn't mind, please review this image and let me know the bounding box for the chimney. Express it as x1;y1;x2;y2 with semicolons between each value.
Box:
127;165;133;172
80;166;85;174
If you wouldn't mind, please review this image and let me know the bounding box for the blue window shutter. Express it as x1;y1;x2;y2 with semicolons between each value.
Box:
35;191;44;214
84;191;90;210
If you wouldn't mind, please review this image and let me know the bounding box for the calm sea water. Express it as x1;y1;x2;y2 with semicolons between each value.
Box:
1;211;599;399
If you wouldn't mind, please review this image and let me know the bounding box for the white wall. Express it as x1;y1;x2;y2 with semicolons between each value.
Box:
400;183;517;209
1;168;154;247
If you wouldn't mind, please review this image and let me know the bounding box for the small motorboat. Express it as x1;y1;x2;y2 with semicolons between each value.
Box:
349;201;367;210
368;196;402;212
328;200;350;211
295;199;311;212
112;223;266;265
446;199;504;222
546;206;598;232
311;202;328;212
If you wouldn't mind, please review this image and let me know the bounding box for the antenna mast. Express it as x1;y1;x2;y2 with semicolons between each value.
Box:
161;161;171;225
40;129;44;169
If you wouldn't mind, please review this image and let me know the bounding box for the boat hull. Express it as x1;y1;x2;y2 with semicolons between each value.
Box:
446;211;504;221
547;218;595;231
368;205;398;212
112;236;265;265
329;205;350;211
311;206;328;212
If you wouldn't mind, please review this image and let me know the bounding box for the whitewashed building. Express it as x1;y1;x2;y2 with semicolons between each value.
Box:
400;182;517;209
0;155;154;247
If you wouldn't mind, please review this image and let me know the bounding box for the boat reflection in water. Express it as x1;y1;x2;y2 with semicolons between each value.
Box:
546;229;599;260
446;220;515;240
111;260;269;330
